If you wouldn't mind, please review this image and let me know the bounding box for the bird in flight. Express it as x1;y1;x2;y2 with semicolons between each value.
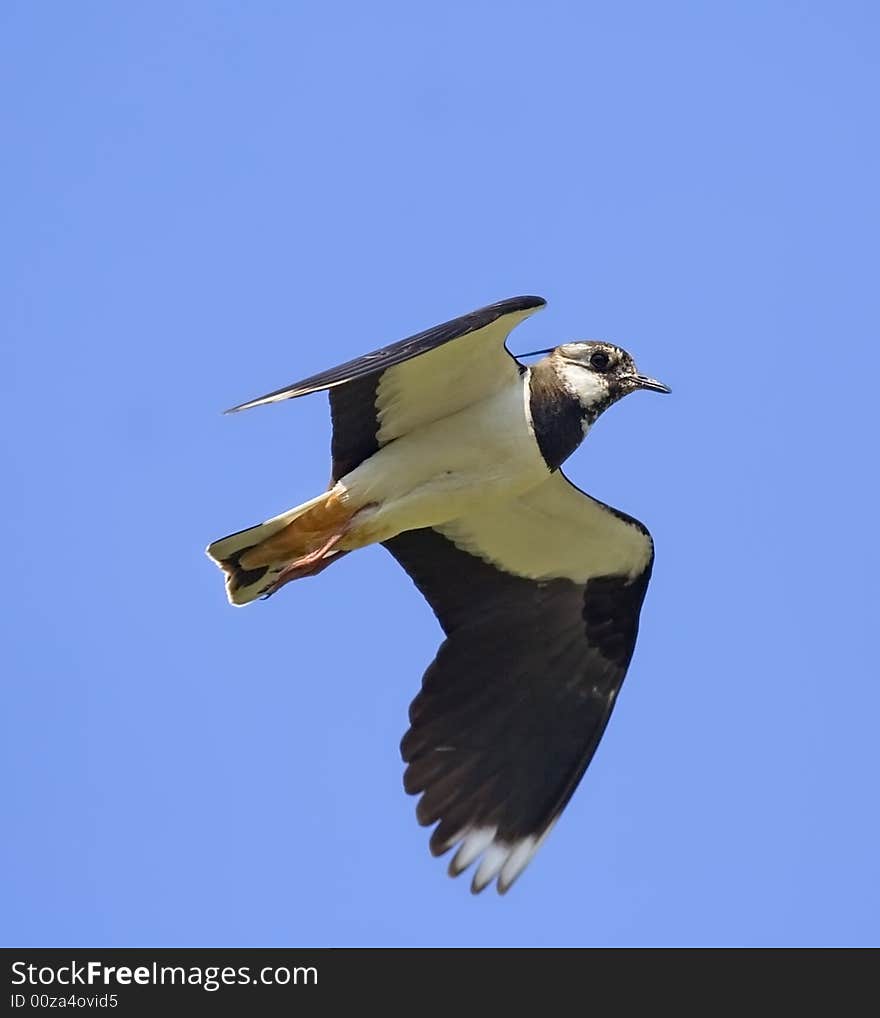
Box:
207;296;669;894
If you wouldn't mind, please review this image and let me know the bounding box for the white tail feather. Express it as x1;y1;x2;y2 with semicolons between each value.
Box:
206;490;333;605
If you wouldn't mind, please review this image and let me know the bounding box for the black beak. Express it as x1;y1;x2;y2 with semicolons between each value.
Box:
632;374;671;394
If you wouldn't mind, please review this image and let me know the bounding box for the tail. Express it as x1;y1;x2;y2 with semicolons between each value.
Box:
206;490;352;606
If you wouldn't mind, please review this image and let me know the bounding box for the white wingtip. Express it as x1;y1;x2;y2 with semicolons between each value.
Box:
471;841;509;893
439;822;556;895
497;836;539;894
449;827;497;876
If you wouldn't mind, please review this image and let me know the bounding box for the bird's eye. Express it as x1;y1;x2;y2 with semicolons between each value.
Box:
589;351;610;371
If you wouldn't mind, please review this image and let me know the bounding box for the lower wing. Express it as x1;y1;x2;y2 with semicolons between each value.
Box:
384;471;655;893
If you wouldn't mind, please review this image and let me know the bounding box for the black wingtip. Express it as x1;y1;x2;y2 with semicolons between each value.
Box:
499;295;546;312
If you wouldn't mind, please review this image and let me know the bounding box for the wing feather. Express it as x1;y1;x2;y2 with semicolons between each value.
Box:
224;295;545;412
224;295;546;482
383;474;655;893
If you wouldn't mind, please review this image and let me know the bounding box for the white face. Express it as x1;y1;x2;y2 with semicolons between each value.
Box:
550;341;670;418
553;341;635;411
554;352;612;408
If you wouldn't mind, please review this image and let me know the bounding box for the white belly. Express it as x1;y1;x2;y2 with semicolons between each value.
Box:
336;373;550;546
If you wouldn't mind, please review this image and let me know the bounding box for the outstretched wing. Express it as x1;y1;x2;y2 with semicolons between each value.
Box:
383;471;655;894
225;295;546;480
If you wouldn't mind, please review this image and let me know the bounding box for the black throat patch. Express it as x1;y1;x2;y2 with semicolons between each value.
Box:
528;359;589;471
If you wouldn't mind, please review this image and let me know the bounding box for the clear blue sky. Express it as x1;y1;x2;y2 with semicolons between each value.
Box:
2;2;878;947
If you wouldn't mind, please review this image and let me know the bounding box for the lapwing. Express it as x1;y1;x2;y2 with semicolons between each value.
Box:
207;296;670;894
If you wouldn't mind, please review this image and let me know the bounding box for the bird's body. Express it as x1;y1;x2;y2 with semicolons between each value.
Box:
319;375;547;546
207;296;669;894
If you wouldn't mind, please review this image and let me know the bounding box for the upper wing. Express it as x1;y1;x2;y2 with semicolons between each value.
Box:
383;471;655;894
225;295;546;480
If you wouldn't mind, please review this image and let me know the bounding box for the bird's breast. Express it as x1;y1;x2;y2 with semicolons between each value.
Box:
527;359;591;471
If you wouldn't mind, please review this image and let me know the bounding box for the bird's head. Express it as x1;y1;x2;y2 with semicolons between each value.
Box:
546;341;670;421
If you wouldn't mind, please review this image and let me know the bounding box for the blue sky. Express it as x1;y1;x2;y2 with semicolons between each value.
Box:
2;2;878;947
